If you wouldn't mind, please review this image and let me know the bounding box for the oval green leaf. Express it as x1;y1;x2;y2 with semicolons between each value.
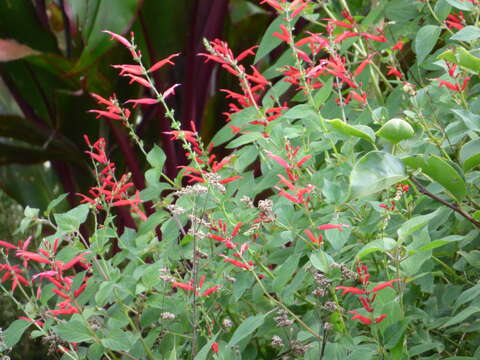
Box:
459;139;480;172
376;118;414;143
327;119;375;143
402;154;467;200
350;151;407;199
415;25;441;64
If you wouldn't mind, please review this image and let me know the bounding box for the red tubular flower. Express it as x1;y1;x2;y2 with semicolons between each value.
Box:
387;66;403;79
336;286;365;296
350;311;372;325
16;250;50;264
334;31;358;44
375;314;387;324
88;110;122;121
103;30;132;49
125;98;158;107
52;288;70;300
272;24;291;43
172;281;195;292
0;240;17;249
163;83;181;99
236;45;258;62
265;151;290;169
392;40;404;51
221;256;251;270
219;176;242;184
318;224;349;231
211;342;219;353
361;33;387;42
304;229;322;245
148;53;180;73
202;285;221;297
125;74;151;88
371;279;401;293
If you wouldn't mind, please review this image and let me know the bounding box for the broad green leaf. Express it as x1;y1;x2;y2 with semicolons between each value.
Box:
457;47;480;72
376;118;414;143
414;25;441;64
385;0;419;21
350;151;407;199
73;0;140;71
313;78;333;107
445;0;475;10
4;319;31;348
53;320;93;343
459;250;480;269
327;119;375;143
210;107;258;146
283;104;317;120
226;132;264;149
459;139;480;172
54;204;90;233
228;314;266;346
45;193;69;216
452;109;480;132
441;306;480;328
272;254;301;291
356;238;396;260
397;208;442;244
454;283;480;310
413;235;463;253
146;145;166;169
403;154;466;200
383;320;408;350
309;250;334;273
450;26;480;42
101;329;137;352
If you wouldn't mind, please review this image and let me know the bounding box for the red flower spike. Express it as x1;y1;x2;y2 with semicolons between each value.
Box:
336;286;365;296
16;250;50;264
172;281;195;292
265;151;290;169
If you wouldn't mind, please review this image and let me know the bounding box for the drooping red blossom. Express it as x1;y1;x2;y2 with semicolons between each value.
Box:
350;310;372;325
317;224;349;231
336;286;366;296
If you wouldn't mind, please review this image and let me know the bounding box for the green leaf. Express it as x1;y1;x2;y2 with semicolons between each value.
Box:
309;250;334;273
350;151;407;199
53;320;94;343
313;78;333;107
414;25;441;64
441;306;480;328
397;208;442;244
228;314;266;346
272;254;301;291
45;193;69;216
327;119;375;143
459;250;480;269
210;107;258;146
457;47;480;72
413;235;463;253
403;154;467;200
283;104;317;120
450;26;480;42
226;132;264;149
3;319;31;348
101;329;137;352
376;118;414;143
54;204;90;233
356;238;396;260
445;0;475;10
454;283;480;310
73;0;140;71
452;109;480;132
459;139;480;172
146;145;166;169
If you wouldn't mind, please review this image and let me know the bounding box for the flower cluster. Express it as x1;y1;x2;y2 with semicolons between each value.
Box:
77;135;147;221
336;263;401;325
